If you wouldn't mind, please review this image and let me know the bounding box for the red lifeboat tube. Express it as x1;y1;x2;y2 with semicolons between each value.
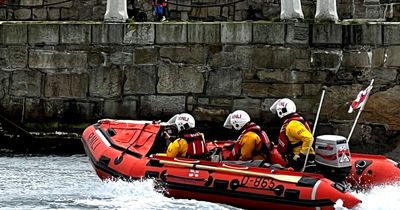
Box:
81;119;362;210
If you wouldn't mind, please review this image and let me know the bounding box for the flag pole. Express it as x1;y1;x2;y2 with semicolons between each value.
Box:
347;79;374;143
301;86;327;172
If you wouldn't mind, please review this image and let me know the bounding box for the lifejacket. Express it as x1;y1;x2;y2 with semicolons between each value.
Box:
277;113;311;156
180;132;208;159
231;122;272;160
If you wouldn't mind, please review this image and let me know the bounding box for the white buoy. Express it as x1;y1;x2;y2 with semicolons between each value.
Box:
280;0;304;21
315;0;339;22
104;0;129;22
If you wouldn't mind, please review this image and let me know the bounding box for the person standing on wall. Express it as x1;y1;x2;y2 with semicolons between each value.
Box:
269;98;316;171
153;0;168;21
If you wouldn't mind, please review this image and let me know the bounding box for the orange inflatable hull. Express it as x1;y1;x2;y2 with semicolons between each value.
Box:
208;141;400;188
81;119;367;210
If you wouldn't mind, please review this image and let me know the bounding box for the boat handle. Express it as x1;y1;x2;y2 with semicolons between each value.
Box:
222;164;248;170
174;158;200;164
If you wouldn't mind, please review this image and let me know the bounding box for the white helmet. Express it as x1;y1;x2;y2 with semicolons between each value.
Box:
223;110;250;131
269;98;296;118
167;113;195;132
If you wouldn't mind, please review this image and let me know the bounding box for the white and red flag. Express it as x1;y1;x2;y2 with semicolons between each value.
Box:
348;84;373;113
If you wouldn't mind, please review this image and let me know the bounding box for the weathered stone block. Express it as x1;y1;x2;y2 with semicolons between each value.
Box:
210;98;232;106
48;8;60;20
192;106;230;122
286;23;309;45
206;67;242;96
342;51;370;68
190;8;207;18
89;66;123;98
234;10;247;21
160;47;208;64
140;95;186;116
256;69;312;83
312;24;342;45
366;5;380;19
124;23;155;45
364;86;400;130
135;47;157;64
176;0;191;11
9;70;42;97
29;24;59;45
42;99;101;121
23;98;42;120
0;9;5;20
20;0;43;6
252;47;295;69
243;83;303;98
32;8;48;20
294;59;311;70
208;7;220;17
60;24;91;44
357;68;397;84
14;9;32;20
60;8;80;20
362;24;382;45
323;84;365;121
233;98;262;119
252;22;285;44
209;46;252;68
0;48;6;66
109;52;133;66
371;48;385;67
0;70;10;99
46;0;73;7
311;50;342;70
45;73;88;98
155;23;187;44
383;24;400;45
157;64;204;94
29;50;88;70
104;98;137;119
188;23;220;44
221;22;252;44
92;23;123;44
7;46;28;68
385;46;400;66
2;25;28;45
124;65;156;94
88;52;106;67
304;83;323;96
343;24;382;45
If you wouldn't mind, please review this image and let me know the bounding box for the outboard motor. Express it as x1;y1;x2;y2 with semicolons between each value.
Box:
315;135;352;182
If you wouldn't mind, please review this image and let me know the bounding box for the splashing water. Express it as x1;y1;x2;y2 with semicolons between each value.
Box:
352;183;400;210
75;179;239;210
0;156;398;210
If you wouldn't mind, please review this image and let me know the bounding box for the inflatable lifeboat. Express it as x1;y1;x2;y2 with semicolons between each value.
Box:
81;119;396;209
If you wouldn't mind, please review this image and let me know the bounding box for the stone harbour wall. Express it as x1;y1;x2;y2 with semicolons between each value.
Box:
0;21;400;159
1;0;400;22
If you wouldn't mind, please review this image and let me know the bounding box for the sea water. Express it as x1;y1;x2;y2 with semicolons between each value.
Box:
0;155;398;210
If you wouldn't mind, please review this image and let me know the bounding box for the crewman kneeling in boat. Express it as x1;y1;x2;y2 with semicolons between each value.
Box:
164;113;209;159
270;98;316;171
223;110;272;162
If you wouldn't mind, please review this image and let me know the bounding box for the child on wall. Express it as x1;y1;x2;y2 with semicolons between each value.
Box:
153;0;168;21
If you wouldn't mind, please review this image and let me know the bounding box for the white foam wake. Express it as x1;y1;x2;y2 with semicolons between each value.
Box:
75;179;239;210
75;177;400;210
352;182;400;210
